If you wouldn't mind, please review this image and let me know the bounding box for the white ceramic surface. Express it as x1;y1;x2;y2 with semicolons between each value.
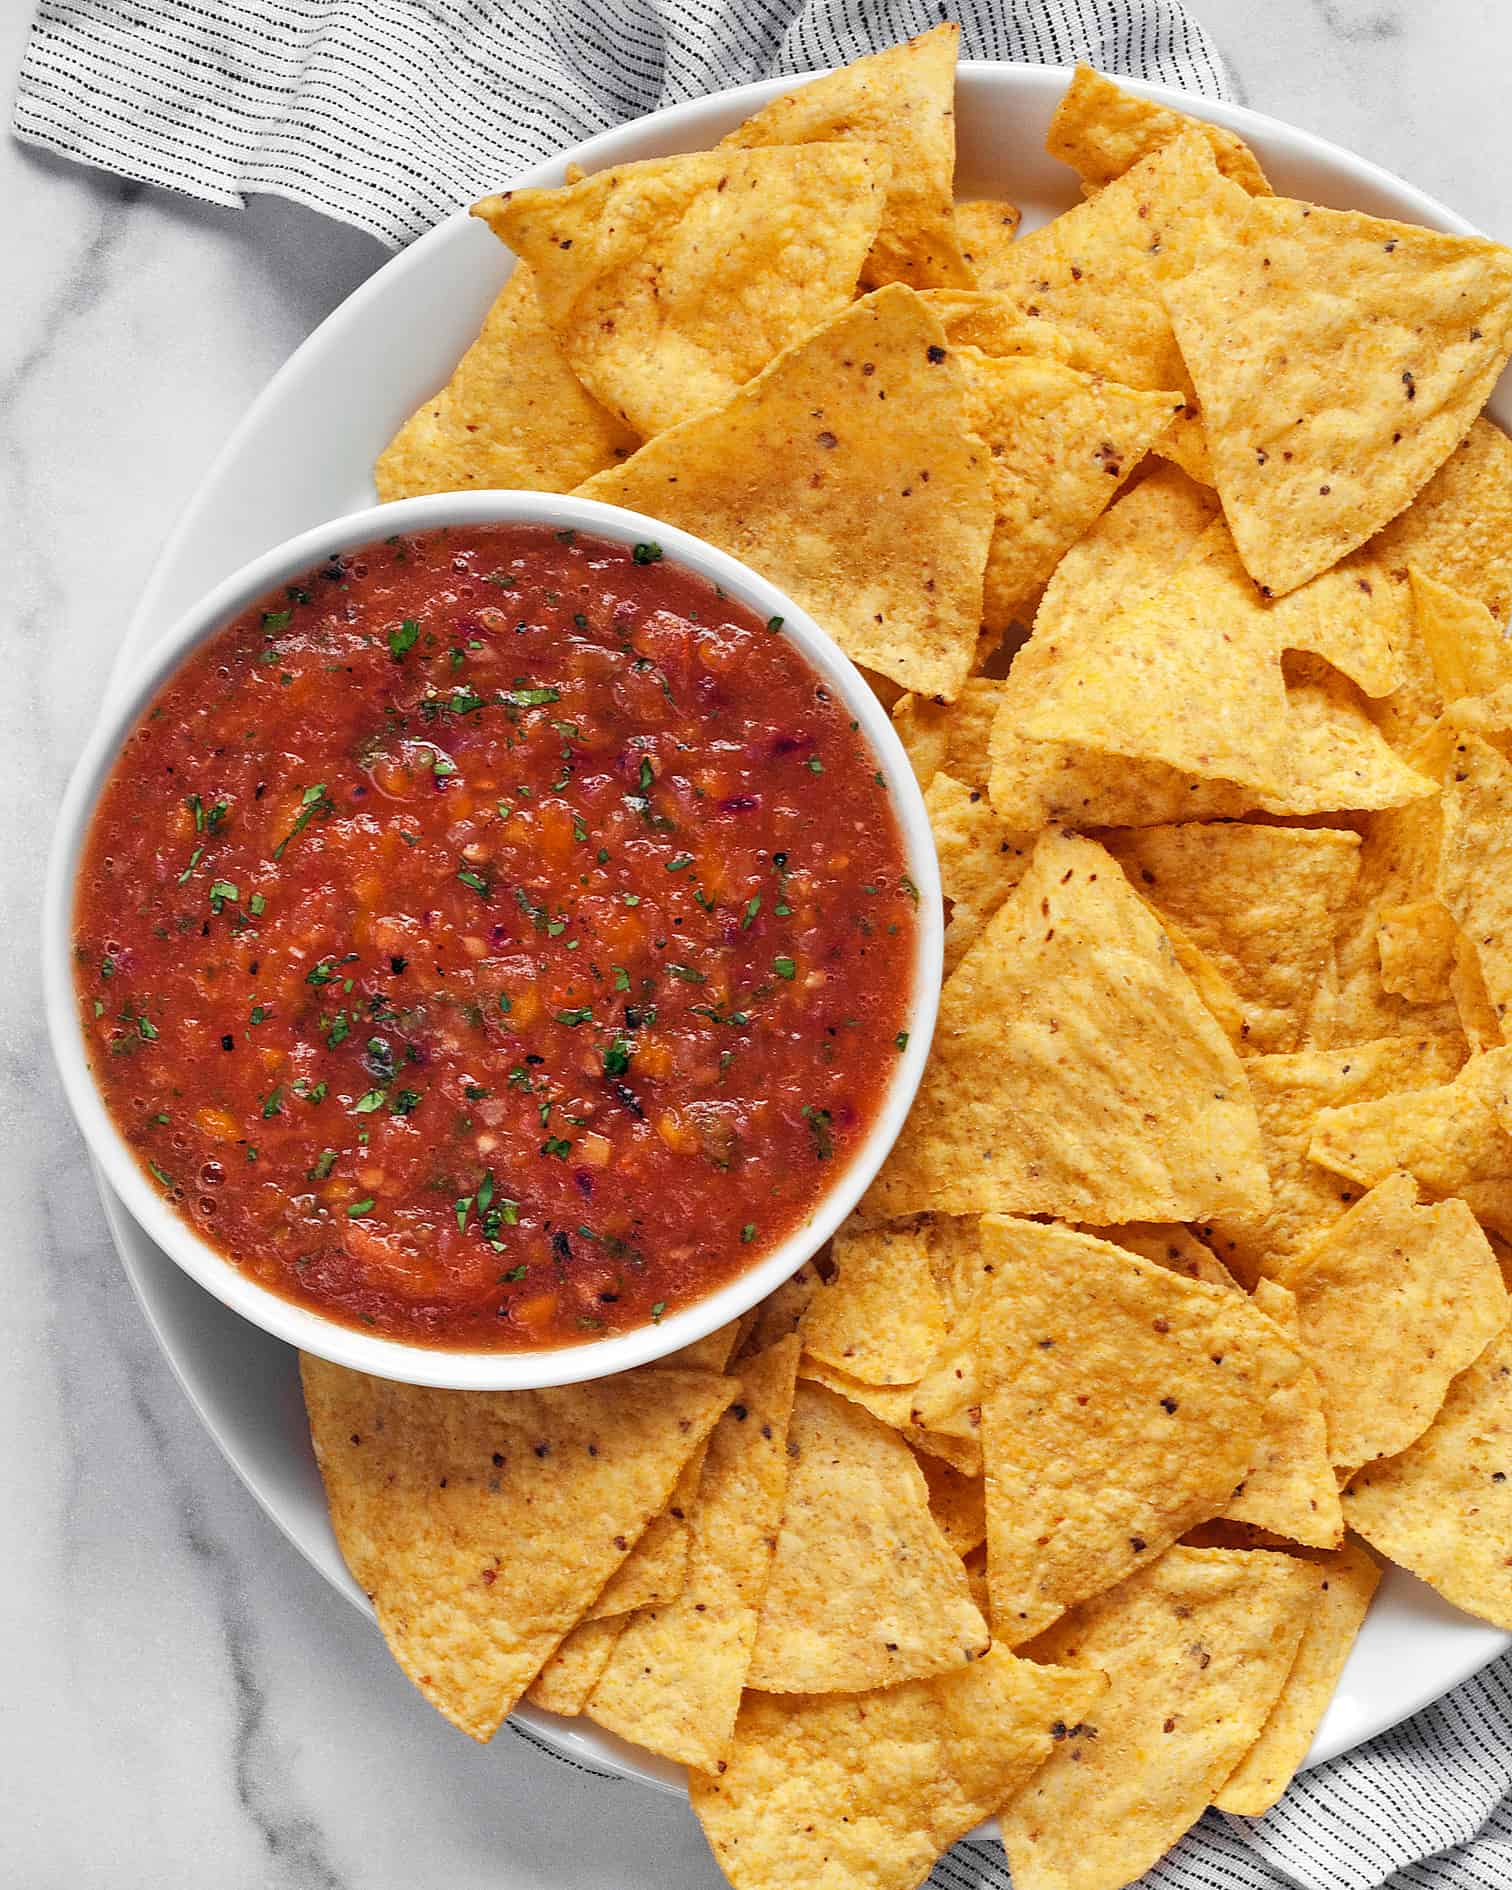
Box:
73;61;1512;1801
45;489;942;1394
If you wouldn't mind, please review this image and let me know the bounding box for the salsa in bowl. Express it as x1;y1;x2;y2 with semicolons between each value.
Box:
46;493;941;1390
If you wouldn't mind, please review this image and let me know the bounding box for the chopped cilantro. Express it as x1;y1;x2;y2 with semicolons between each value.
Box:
388;618;420;659
556;1007;593;1026
308;1149;338;1182
456;865;491;898
802;1104;834;1159
895;1030;910;1051
632;542;663;565
207;879;239;913
773;956;797;981
346;1197;376;1217
271;784;332;860
740;1222;756;1244
390;1088;421;1116
353;1088;387;1114
261;1086;283;1119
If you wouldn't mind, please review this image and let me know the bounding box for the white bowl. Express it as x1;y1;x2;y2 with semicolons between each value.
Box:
44;489;943;1392
77;61;1512;1792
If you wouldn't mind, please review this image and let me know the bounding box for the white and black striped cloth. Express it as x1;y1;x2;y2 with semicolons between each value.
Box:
12;4;1512;1885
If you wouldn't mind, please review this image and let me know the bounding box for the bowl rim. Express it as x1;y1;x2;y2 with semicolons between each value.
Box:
44;488;944;1390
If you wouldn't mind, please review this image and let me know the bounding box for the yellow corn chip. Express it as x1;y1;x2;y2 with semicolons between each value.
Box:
662;1318;744;1375
1268;556;1412;699
1372;419;1512;625
1376;898;1460;1005
1344;1325;1512;1628
526;1615;627;1717
866;831;1268;1222
1309;1046;1512;1238
920;288;1072;357
918;1452;987;1559
1411;565;1512;701
740;1261;823;1357
1206;1033;1469;1286
1453;931;1506;1053
1046;65;1272;197
1153;406;1216;485
800;1216;948;1386
959;347;1185;626
1214;1538;1381;1815
299;1357;733;1742
1095;1222;1239;1290
692;1646;1107;1890
1166;199;1512;596
1438;733;1512;1033
375;265;636;500
861;831;1262;1224
892;678;1007;789
1105;823;1361;1055
953;199;1023;273
577;285;993;699
979;1218;1301;1642
1001;1547;1321;1890
975;130;1251;391
926;770;1033;972
1284;1171;1506;1467
746;1382;987;1693
586;1504;690;1619
476;143;890;436
719;24;969;290
585;1338;801;1768
1222;1280;1343;1548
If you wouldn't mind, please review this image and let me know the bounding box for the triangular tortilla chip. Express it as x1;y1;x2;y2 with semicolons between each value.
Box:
1438;732;1512;1031
475;142;890;436
1104;823;1361;1055
1046;64;1272;197
959;347;1185;627
799;1216;948;1387
925;770;1033;973
892;679;1008;789
526;1614;626;1717
299;1356;733;1741
1095;1222;1239;1290
746;1382;987;1693
974;130;1251;389
586;1338;801;1768
1376;897;1460;1005
692;1647;1107;1890
1223;1279;1343;1548
921;288;1071;357
1284;1171;1507;1467
979;1219;1302;1643
952;200;1024;276
662;1318;744;1375
577;285;994;700
1411;565;1512;702
1166;198;1512;595
1308;1046;1512;1238
1213;1539;1381;1815
1372;418;1512;625
719;24;969;290
374;264;637;500
1453;931;1506;1053
797;1354;983;1477
865;830;1269;1222
1001;1547;1322;1890
918;1451;987;1559
1205;1033;1470;1286
1344;1324;1512;1628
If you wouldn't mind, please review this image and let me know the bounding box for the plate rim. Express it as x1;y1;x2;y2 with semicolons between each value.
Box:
91;56;1510;1805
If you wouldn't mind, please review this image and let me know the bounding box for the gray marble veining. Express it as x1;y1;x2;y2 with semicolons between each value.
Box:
3;3;1509;1882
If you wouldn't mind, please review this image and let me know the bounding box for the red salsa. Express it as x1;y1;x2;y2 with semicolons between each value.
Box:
75;525;917;1348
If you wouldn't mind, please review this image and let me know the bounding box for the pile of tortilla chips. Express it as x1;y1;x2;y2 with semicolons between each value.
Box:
330;32;1512;1890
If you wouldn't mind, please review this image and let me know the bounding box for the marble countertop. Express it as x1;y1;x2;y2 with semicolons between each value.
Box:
4;4;1509;1884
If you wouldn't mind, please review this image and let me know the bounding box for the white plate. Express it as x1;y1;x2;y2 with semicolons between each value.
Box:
94;61;1512;1799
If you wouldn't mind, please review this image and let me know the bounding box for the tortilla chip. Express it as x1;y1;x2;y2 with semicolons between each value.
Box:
526;1614;626;1716
921;289;1075;359
1283;1171;1507;1467
795;1353;983;1476
1372;419;1512;625
1453;931;1506;1053
576;285;993;699
1046;65;1272;197
1214;1538;1381;1815
1105;824;1361;1056
926;771;1034;972
692;1646;1107;1890
867;830;1268;1221
800;1217;948;1386
1205;1033;1470;1286
1001;1547;1321;1890
918;1452;987;1559
1309;1045;1512;1237
746;1382;988;1693
976;130;1249;397
1153;407;1216;484
719;24;969;290
585;1338;801;1767
979;1218;1302;1643
1411;565;1512;702
1376;898;1459;1005
586;1504;690;1619
1222;1280;1344;1548
959;347;1185;626
1035;460;1220;639
1344;1325;1512;1628
374;265;636;500
299;1356;733;1741
662;1319;744;1375
1166;199;1512;596
892;679;1007;789
476;144;890;437
953;199;1023;273
1096;1222;1238;1290
739;1262;823;1359
1438;733;1512;1031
